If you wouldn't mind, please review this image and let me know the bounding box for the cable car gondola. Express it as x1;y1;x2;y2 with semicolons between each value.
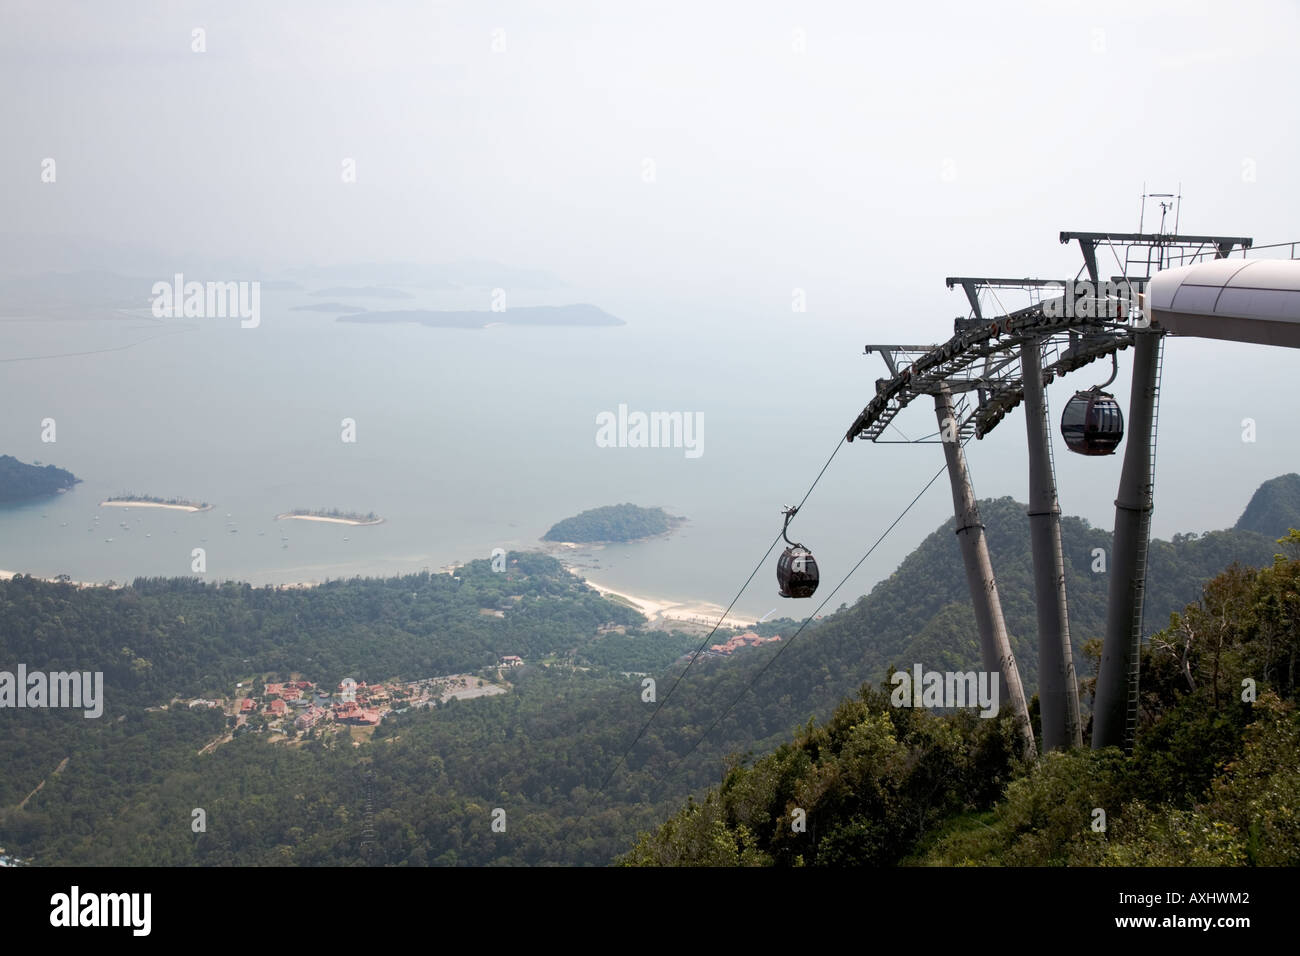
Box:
1061;386;1124;455
776;505;819;599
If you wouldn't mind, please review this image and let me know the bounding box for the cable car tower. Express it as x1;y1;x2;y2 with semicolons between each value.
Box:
847;199;1257;755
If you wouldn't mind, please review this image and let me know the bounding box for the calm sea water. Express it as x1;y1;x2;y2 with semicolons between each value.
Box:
3;281;1288;622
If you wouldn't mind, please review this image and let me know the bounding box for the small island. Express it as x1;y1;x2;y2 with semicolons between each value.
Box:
0;455;80;503
310;286;413;299
542;503;684;544
277;508;385;526
292;302;369;313
102;494;213;512
338;303;624;329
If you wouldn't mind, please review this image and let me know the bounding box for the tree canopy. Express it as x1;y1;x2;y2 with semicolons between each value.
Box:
542;503;682;543
0;454;79;503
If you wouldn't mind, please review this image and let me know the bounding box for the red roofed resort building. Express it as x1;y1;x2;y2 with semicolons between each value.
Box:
708;632;781;656
333;700;381;725
295;706;327;731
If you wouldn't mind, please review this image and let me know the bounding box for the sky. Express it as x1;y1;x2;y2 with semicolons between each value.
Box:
3;1;1296;291
2;0;1299;541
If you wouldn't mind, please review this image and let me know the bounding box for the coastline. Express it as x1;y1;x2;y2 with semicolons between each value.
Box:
101;499;213;513
0;569;117;589
0;569;320;590
0;558;749;628
563;564;757;630
276;513;385;526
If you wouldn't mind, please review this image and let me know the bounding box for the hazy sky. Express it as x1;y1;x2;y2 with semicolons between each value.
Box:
3;1;1297;297
3;0;1299;545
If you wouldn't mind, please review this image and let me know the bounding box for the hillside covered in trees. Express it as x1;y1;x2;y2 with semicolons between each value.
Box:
542;503;683;543
2;476;1298;865
0;454;79;503
625;543;1300;866
1235;472;1300;537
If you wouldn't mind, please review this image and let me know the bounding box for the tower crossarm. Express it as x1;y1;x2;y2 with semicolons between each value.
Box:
1060;231;1253;283
849;230;1255;446
849;305;1133;444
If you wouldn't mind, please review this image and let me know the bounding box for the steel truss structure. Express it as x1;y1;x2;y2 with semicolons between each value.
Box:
845;229;1259;755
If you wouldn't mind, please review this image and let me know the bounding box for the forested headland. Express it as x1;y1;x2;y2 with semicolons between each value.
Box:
0;454;79;503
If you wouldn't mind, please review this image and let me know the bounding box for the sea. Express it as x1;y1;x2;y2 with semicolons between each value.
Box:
1;280;1293;623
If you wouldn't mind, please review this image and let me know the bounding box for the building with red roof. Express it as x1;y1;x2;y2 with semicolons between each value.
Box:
708;632;781;656
333;700;381;725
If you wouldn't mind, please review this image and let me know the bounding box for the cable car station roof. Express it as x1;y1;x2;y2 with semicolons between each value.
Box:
1145;258;1300;349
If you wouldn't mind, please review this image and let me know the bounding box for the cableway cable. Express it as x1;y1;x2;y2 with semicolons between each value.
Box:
655;449;955;791
585;432;848;808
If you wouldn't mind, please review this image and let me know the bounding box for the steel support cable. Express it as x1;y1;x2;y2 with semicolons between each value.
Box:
584;432;848;809
651;445;958;797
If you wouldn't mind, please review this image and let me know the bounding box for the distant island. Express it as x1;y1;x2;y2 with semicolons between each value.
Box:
0;454;80;503
102;494;212;512
310;286;413;299
292;302;369;313
542;503;683;543
277;508;384;526
338;303;624;329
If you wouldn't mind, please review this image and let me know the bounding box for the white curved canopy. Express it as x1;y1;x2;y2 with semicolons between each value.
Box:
1142;258;1300;348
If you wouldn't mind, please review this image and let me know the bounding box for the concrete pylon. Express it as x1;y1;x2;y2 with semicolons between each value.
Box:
1093;331;1161;751
934;385;1037;759
1020;338;1082;750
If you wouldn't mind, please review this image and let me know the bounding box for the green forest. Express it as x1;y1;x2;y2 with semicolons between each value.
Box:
1234;472;1300;536
0;454;79;503
1;477;1298;865
542;503;682;543
625;543;1300;866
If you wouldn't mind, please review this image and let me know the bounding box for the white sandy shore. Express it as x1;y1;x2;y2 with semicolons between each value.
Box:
565;566;757;629
101;499;212;513
275;513;385;526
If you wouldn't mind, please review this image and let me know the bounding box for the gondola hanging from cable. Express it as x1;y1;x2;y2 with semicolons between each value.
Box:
1060;353;1125;456
776;505;819;598
1061;388;1124;455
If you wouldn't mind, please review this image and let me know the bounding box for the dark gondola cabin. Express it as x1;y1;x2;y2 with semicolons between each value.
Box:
1061;387;1124;456
777;546;818;598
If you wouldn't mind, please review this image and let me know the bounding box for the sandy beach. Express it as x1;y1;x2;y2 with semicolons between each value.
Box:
275;513;385;526
565;566;757;629
101;499;212;513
